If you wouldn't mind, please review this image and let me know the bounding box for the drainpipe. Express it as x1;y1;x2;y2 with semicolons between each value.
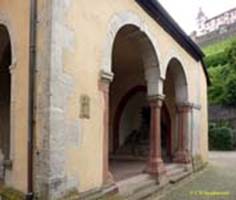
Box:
27;0;37;199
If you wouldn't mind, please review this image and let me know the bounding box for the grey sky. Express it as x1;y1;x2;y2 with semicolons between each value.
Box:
158;0;236;34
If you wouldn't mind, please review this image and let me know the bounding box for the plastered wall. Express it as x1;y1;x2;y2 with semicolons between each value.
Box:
0;0;30;193
44;0;208;195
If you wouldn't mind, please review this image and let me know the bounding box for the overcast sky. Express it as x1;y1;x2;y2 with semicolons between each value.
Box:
158;0;236;34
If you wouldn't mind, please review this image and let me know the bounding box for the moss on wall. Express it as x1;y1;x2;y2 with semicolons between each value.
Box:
58;188;79;200
0;187;25;200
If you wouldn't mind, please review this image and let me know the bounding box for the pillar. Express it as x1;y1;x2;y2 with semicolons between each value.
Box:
146;95;166;181
99;70;114;186
174;103;192;164
2;63;16;183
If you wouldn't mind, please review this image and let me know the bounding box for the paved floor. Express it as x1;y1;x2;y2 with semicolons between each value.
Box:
110;159;174;181
110;160;146;181
156;151;236;200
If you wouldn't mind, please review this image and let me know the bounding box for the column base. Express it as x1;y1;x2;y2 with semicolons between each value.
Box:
144;158;168;184
173;151;191;164
103;171;115;187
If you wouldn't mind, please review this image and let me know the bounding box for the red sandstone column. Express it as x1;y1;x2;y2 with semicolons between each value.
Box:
174;104;192;164
99;71;114;185
146;95;166;180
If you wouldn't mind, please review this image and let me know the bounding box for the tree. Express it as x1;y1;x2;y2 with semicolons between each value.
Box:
207;40;236;105
227;41;236;70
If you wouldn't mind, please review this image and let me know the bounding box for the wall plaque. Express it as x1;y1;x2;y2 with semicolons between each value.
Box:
80;95;90;119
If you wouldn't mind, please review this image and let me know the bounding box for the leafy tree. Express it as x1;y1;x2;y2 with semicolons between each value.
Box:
208;66;225;104
207;40;236;105
227;41;236;70
223;73;236;105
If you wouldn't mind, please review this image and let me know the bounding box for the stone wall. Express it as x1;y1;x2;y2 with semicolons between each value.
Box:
209;105;236;129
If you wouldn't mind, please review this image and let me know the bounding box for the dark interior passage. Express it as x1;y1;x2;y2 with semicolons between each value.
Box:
0;25;12;180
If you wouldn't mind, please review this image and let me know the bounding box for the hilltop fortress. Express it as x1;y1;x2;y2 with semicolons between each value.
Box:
191;7;236;47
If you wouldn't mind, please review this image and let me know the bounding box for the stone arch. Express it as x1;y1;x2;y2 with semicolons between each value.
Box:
164;55;189;104
101;11;164;80
0;23;13;181
0;13;17;65
100;12;166;183
109;23;163;155
0;15;17;169
163;56;192;164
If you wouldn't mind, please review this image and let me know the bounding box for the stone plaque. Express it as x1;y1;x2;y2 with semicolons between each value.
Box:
80;95;90;119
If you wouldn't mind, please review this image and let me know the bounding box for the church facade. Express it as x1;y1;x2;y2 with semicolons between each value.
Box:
0;0;208;199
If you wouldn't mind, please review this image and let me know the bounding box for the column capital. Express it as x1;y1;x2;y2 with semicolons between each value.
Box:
99;70;114;93
148;94;165;108
9;62;17;75
148;94;165;102
100;70;114;83
176;102;194;113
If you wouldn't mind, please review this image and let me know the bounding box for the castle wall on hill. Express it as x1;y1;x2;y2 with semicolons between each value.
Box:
193;22;236;47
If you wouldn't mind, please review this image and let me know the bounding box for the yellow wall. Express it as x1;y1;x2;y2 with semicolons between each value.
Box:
199;63;209;163
57;0;208;193
0;0;30;193
0;0;208;196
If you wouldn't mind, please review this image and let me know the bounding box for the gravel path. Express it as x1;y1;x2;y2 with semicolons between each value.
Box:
156;151;236;200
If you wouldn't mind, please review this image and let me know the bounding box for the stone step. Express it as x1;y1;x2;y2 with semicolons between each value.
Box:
118;174;153;185
117;174;156;198
80;189;102;200
133;179;157;194
110;154;147;161
167;166;185;177
169;171;191;184
117;173;169;200
127;183;165;200
117;174;152;191
80;184;118;200
165;164;185;171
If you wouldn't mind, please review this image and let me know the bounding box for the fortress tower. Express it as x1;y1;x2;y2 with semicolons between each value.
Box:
196;8;208;36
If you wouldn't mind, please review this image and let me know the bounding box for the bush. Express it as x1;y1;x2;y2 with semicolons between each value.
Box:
222;73;236;106
232;130;236;148
209;124;234;151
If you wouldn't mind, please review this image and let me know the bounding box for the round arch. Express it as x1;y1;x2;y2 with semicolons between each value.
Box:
101;13;165;183
101;11;164;78
0;23;12;181
0;13;17;65
0;24;12;62
164;56;189;103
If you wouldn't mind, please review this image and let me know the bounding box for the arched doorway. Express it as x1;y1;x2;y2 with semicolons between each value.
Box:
0;25;12;182
112;86;148;155
164;58;191;164
107;25;161;181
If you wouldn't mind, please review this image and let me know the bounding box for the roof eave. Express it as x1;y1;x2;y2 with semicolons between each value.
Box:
135;0;210;85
